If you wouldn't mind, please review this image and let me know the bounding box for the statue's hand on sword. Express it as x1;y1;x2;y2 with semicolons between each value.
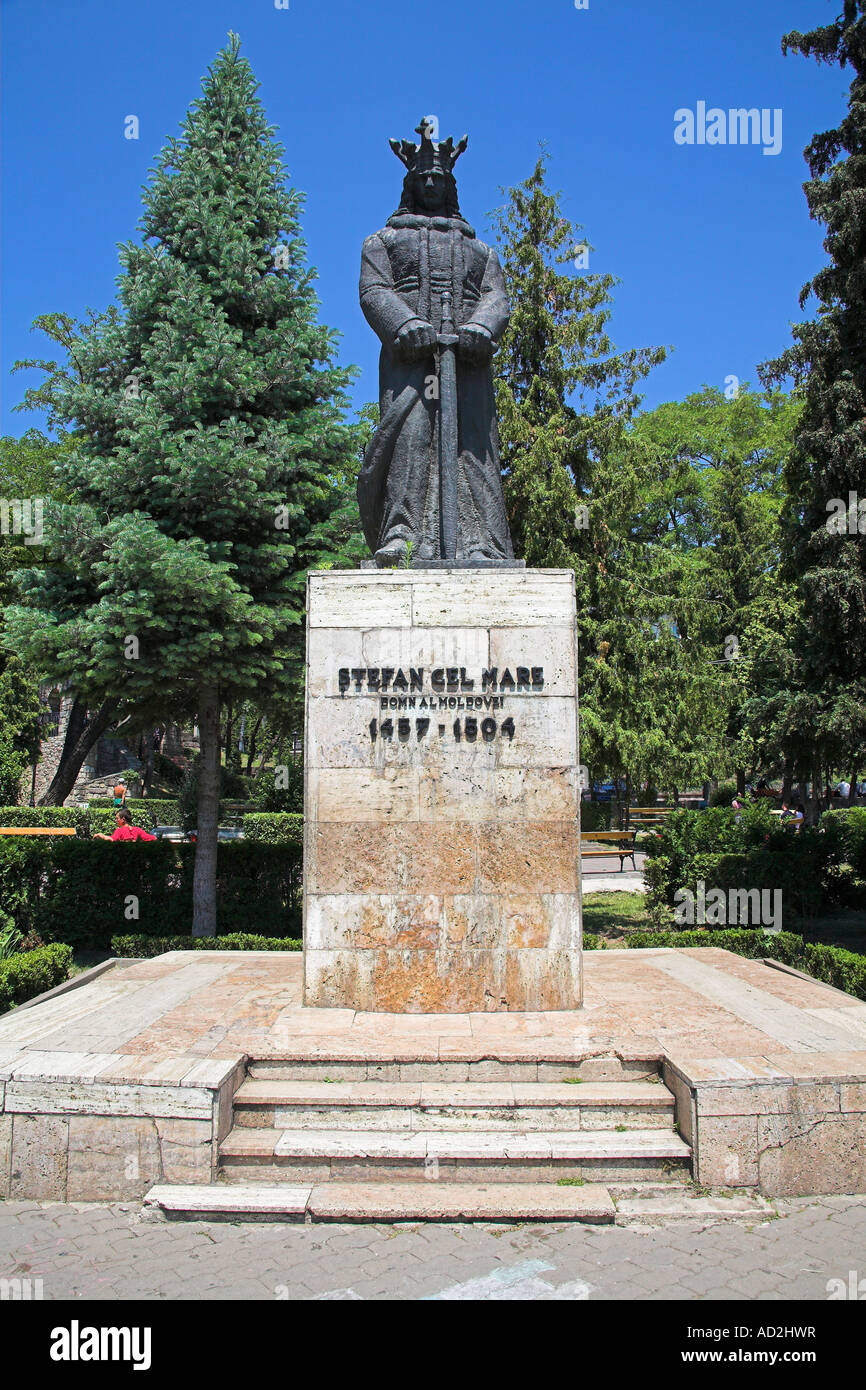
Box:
457;324;493;363
393;318;438;362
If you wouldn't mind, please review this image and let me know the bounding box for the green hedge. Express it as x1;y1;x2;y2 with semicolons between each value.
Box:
89;798;252;823
241;812;304;845
88;798;179;823
112;933;303;957
643;805;829;924
0;805;90;833
0;805;306;842
0;942;73;1013
0;838;302;949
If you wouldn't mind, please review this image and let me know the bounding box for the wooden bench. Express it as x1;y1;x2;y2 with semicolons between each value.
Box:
0;827;77;836
579;829;638;872
627;807;670;829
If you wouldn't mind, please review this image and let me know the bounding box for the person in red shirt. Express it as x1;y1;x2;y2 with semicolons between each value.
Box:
94;808;157;842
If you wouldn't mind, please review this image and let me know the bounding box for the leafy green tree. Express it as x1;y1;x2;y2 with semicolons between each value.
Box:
492;155;728;798
0;430;71;803
0;657;42;804
630;386;800;792
5;35;355;932
761;1;866;808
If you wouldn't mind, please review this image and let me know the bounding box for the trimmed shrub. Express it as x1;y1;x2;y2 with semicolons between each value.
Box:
0;838;301;948
242;812;303;845
799;941;866;998
254;757;304;814
112;933;302;957
0;942;73;1013
89;798;179;823
643;804;827;923
0;804;89;833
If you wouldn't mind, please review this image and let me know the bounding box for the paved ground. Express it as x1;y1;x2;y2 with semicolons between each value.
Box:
580;862;646;892
1;1194;864;1301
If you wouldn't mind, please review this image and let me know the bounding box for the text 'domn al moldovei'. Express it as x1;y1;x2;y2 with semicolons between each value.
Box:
333;667;546;745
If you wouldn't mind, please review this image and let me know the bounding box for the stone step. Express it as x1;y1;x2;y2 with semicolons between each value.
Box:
246;1056;661;1084
231;1078;675;1132
143;1181;617;1224
613;1193;776;1227
219;1125;691;1184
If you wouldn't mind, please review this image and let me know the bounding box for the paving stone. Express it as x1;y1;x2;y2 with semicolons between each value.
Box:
3;1193;866;1300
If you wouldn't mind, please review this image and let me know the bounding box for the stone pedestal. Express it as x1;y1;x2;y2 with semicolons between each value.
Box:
302;569;582;1012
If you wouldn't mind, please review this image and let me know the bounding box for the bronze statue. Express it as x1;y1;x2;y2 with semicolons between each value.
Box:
358;119;516;567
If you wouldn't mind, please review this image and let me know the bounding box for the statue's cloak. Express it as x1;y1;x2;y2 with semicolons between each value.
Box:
358;213;513;562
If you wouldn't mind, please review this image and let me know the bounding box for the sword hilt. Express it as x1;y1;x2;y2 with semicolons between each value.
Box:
438;290;458;346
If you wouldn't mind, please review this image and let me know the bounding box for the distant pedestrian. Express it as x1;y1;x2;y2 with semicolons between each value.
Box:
112;780;127;809
94;808;157;842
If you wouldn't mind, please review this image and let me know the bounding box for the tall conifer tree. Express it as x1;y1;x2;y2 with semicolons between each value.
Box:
6;35;354;932
762;2;866;795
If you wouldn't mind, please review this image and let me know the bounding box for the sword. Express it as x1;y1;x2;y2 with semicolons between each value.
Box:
437;290;459;562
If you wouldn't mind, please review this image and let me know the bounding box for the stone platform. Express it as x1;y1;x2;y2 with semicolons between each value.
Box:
303;568;582;1012
1;947;866;1203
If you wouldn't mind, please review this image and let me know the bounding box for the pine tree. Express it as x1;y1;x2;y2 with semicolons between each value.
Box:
761;2;866;802
491;153;666;589
5;35;354;931
492;155;688;796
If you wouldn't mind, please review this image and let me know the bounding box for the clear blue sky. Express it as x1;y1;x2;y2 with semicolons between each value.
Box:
0;0;847;435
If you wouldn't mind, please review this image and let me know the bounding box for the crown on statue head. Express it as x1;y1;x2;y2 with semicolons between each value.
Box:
390;117;468;175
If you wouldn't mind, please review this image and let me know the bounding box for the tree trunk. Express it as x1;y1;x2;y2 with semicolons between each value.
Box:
39;696;119;805
192;684;221;938
847;766;858;807
253;735;279;781
781;760;792;803
246;714;264;776
141;730;155;796
224;700;235;772
736;768;746;797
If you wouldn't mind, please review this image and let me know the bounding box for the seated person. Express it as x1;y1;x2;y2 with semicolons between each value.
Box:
95;808;156;842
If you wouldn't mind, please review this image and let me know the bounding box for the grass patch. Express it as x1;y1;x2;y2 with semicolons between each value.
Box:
582;892;651;942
